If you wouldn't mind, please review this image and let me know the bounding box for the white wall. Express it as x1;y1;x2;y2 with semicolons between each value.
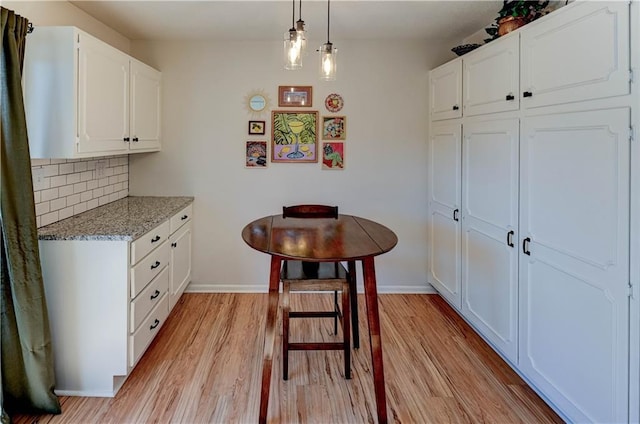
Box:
4;1;130;53
129;38;448;293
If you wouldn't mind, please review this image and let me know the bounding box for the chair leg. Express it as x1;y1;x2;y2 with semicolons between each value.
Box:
282;282;290;380
348;261;359;349
342;281;351;379
333;290;339;335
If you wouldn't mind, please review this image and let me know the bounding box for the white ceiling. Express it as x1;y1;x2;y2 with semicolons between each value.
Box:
68;0;503;42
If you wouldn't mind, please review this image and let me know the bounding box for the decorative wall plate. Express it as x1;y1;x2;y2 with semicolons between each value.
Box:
325;93;344;113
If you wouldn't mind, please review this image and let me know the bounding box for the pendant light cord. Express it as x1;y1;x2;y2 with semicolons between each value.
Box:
299;0;302;21
327;0;331;43
291;0;295;27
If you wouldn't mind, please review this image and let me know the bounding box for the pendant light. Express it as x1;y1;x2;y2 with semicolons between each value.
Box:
319;0;337;81
284;0;302;70
295;0;307;57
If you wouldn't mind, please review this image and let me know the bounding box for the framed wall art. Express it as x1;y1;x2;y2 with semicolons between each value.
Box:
248;120;265;135
278;85;313;107
322;116;346;140
271;110;318;163
246;141;268;168
322;142;344;170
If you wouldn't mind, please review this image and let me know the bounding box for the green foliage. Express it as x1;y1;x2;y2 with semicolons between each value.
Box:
484;0;549;43
272;112;317;145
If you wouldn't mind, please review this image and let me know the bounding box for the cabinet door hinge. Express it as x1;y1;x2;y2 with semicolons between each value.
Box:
629;283;635;299
630;125;635;142
630;69;634;84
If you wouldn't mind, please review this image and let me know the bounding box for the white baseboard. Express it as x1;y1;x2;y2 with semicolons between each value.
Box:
185;283;437;294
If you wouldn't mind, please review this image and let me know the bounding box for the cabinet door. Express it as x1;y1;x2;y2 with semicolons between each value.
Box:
428;123;462;308
430;60;462;121
77;33;130;154
463;35;519;116
130;59;161;151
169;221;192;310
521;1;630;109
519;108;630;423
461;118;519;362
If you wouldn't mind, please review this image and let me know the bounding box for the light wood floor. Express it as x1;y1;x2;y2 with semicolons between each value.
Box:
13;293;563;423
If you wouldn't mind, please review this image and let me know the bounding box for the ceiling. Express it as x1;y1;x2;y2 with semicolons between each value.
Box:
69;0;503;43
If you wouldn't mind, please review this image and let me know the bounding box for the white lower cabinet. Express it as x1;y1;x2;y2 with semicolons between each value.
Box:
39;202;193;397
427;122;462;309
461;118;519;363
519;109;630;423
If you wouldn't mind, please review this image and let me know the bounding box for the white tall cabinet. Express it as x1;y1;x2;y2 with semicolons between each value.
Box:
427;1;637;422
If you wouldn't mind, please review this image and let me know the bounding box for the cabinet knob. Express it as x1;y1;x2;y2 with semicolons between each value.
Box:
132;137;139;142
523;91;533;98
171;242;177;248
505;94;515;101
452;105;460;111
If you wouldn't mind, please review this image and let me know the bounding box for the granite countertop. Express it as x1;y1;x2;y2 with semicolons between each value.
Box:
38;196;194;241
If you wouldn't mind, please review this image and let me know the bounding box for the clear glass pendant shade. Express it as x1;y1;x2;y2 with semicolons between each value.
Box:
319;42;337;81
284;28;302;70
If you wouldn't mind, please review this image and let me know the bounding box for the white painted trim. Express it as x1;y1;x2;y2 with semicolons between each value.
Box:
185;283;437;294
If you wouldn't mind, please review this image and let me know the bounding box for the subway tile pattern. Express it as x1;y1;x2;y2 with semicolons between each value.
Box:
31;156;129;228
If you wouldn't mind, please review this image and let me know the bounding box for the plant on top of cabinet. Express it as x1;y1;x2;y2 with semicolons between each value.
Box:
484;0;550;42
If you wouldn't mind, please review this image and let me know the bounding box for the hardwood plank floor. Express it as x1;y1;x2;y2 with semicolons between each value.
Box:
12;293;563;423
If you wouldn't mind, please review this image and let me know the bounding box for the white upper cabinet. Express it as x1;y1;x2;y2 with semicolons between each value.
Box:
77;33;130;154
463;34;519;116
430;60;462;121
24;27;162;158
520;1;630;109
130;59;162;151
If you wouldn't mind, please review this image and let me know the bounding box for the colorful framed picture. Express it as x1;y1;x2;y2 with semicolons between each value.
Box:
322;142;344;170
246;141;268;168
322;116;346;140
248;120;265;135
278;85;313;107
271;110;318;163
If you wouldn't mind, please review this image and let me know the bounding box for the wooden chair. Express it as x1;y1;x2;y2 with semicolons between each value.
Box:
280;205;358;380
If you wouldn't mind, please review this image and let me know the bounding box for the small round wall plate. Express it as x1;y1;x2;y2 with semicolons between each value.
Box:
249;94;266;112
325;93;344;113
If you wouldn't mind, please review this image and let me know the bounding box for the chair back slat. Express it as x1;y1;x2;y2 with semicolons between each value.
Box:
282;205;338;219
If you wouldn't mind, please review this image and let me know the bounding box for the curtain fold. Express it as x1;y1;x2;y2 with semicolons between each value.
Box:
0;8;61;422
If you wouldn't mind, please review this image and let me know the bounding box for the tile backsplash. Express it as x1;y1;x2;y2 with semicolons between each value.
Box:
31;156;129;228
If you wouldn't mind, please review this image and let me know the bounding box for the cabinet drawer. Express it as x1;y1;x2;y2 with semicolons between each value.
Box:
130;266;169;333
130;220;169;265
170;204;193;234
129;293;169;367
131;240;169;299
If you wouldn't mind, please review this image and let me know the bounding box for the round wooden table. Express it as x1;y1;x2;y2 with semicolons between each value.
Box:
242;214;397;424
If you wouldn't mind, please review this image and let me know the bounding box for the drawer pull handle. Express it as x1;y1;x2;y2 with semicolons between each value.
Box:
452;105;459;111
181;215;189;220
150;319;160;330
151;235;161;243
523;237;531;255
507;230;515;247
151;261;161;270
124;137;130;142
523;91;533;98
171;242;177;248
132;137;139;142
505;94;515;101
150;290;160;300
453;209;459;222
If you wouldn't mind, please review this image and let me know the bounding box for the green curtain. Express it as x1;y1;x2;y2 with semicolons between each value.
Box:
0;8;61;422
